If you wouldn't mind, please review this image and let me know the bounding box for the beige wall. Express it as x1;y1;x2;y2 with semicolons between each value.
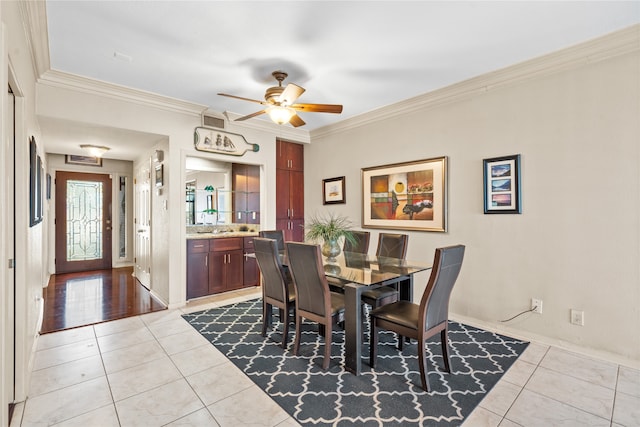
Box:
306;31;640;365
1;1;49;418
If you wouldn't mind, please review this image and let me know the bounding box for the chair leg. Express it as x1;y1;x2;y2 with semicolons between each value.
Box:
262;302;270;337
293;315;302;356
441;328;451;373
418;337;430;392
398;334;404;351
369;320;378;368
322;322;332;370
281;306;290;349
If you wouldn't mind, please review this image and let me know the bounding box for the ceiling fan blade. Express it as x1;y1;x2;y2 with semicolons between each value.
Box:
278;83;305;106
234;110;267;121
218;93;269;105
291;103;343;114
289;114;306;127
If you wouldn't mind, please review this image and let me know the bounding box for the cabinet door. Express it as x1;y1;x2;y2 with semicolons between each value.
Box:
277;218;305;243
286;141;304;171
276;169;290;218
208;252;227;294
276;140;303;170
187;252;209;299
225;250;244;291
289;219;305;242
276;140;289;169
289;170;304;219
276;219;291;242
243;237;259;287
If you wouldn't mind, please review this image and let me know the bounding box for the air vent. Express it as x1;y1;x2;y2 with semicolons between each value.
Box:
202;114;225;129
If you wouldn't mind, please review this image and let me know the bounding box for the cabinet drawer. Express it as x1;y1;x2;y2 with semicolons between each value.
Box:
243;236;255;251
187;239;209;253
210;237;243;252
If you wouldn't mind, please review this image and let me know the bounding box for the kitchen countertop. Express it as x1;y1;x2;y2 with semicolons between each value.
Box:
186;231;259;239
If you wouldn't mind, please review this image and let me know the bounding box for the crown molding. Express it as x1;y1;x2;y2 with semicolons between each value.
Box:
312;24;640;140
19;0;50;79
39;69;208;116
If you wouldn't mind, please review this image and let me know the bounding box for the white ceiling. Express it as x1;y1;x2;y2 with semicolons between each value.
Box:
42;1;640;159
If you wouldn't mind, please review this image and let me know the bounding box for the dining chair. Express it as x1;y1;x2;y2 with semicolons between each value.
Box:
285;241;346;370
369;244;465;391
328;231;371;293
259;229;285;252
253;237;296;349
376;233;409;259
343;230;371;254
360;233;409;310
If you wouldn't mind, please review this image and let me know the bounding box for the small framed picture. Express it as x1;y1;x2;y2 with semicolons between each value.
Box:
65;154;102;167
155;164;164;188
322;176;346;205
483;154;521;214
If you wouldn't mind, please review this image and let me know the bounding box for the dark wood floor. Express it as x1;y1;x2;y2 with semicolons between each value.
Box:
41;266;166;334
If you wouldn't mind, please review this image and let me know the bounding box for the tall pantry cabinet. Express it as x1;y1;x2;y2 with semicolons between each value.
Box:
276;139;305;242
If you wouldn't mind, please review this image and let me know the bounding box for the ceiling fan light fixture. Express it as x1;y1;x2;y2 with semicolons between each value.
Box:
267;106;295;125
80;144;110;157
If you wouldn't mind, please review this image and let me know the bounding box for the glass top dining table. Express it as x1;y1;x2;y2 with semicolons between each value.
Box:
282;250;432;375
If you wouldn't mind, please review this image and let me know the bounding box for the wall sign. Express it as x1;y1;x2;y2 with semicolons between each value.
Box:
194;127;259;157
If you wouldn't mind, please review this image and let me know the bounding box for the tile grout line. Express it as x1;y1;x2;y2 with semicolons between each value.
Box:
94;323;124;427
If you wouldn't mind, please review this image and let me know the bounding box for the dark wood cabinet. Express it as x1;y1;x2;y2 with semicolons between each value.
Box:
187;236;258;299
209;238;244;292
186;240;210;299
276;139;303;171
276;140;304;242
243;236;259;287
232;163;260;224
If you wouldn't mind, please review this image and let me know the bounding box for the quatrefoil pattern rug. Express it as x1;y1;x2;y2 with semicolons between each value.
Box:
183;299;528;426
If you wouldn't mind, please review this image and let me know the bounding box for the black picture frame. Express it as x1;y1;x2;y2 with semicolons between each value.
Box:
322;176;346;205
29;136;43;226
46;173;52;200
155;164;164;187
483;154;522;214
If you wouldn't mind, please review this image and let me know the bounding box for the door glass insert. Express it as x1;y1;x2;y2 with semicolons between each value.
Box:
66;180;103;261
118;176;127;258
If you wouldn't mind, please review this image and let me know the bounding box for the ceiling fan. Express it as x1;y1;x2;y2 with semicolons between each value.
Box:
218;71;343;127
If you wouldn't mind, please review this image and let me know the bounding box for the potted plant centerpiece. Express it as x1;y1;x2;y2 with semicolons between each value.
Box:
305;212;356;261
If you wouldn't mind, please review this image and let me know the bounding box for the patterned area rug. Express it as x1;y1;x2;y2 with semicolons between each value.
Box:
183;299;528;426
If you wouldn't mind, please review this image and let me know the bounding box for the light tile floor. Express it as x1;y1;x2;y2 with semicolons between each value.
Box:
10;287;640;427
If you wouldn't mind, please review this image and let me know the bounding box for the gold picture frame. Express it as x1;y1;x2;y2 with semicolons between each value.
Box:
362;156;447;232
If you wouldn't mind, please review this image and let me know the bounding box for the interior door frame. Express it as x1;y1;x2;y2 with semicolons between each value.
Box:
2;74;17;427
55;171;113;274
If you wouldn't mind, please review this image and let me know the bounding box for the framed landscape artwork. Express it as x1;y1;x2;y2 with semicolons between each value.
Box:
322;176;346;204
361;156;447;232
483;154;521;214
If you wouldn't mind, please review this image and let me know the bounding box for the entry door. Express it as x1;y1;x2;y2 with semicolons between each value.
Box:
134;165;151;288
55;171;113;273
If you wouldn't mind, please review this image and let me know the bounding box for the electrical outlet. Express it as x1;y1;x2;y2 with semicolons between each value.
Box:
531;298;543;314
571;309;585;326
